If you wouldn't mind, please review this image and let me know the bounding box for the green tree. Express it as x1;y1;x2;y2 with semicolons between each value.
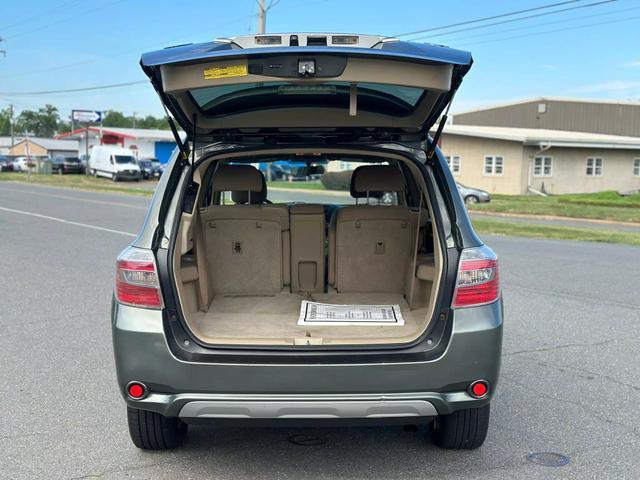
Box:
15;104;61;137
0;107;12;136
102;110;131;128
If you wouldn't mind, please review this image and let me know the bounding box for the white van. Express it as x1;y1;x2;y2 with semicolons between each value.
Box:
89;146;142;182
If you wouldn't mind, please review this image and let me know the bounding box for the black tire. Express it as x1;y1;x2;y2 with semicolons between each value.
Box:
433;404;490;450
127;406;187;450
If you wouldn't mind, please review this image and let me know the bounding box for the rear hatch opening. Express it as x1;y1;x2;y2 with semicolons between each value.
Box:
168;148;447;347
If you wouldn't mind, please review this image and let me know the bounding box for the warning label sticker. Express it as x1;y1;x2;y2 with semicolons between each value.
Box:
298;301;405;326
203;64;248;80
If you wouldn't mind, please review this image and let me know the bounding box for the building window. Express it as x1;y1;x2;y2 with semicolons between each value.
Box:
445;155;461;174
634;158;640;176
484;155;504;176
586;157;603;176
534;156;553;177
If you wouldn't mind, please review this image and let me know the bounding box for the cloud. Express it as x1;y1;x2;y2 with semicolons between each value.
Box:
623;60;640;68
569;80;640;94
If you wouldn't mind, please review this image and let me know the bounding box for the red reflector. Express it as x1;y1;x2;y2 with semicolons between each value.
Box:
471;381;488;398
128;383;145;399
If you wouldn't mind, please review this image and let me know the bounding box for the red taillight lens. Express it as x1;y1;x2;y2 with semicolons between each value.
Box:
127;382;147;399
452;246;500;308
469;380;489;398
115;247;163;309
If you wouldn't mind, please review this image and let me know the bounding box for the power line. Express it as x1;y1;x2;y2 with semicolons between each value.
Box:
440;4;640;44
0;0;83;31
406;0;617;42
394;0;588;37
0;80;147;96
3;0;127;40
457;12;640;47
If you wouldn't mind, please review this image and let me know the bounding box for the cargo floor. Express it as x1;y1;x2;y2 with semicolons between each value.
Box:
188;292;429;346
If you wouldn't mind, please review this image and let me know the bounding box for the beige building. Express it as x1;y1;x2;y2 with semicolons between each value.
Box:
437;125;640;195
8;138;78;158
453;97;640;137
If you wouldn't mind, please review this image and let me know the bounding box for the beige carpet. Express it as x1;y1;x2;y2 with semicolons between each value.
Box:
188;292;430;346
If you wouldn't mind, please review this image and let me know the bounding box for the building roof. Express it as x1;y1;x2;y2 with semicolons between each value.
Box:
440;124;640;150
55;126;183;141
453;96;640;116
11;137;78;151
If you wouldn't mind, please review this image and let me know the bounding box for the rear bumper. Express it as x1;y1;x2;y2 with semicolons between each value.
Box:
112;300;502;419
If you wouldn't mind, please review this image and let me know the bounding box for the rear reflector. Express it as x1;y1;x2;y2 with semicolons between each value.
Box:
115;246;163;309
127;382;147;399
469;380;489;398
452;246;499;308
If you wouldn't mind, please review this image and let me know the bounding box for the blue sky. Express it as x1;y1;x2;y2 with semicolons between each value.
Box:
0;0;639;119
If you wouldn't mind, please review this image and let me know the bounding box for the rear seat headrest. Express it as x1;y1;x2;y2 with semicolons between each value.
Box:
213;165;267;204
350;165;405;198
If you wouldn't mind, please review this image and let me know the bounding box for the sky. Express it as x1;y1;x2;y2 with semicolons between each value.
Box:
0;0;639;120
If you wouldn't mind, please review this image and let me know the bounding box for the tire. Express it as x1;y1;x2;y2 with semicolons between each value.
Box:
465;195;479;205
433;404;490;450
127;406;187;450
112;173;118;182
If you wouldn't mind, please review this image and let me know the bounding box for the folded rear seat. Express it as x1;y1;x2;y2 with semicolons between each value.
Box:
329;165;422;294
201;165;289;295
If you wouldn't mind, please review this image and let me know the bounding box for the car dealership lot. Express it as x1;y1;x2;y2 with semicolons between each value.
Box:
0;182;638;479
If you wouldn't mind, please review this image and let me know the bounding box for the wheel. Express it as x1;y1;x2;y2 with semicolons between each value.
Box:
127;406;187;450
432;404;490;449
465;195;479;205
58;168;63;175
112;173;118;182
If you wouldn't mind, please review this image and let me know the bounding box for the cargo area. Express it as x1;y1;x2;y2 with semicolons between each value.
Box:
171;150;443;347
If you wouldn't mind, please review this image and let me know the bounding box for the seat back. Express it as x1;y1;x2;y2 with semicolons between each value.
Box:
202;165;289;295
330;165;415;293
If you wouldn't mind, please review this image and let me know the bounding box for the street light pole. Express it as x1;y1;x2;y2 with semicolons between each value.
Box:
257;0;266;34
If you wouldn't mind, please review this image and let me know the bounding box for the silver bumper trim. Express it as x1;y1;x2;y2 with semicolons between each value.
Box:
178;399;437;419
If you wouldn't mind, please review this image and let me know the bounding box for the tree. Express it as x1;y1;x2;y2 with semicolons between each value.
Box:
102;110;130;128
15;104;61;137
0;107;12;136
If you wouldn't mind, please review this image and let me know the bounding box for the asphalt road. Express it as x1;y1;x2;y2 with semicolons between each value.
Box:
1;182;639;480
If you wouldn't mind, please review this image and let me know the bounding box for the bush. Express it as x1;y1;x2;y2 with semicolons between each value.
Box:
321;171;353;191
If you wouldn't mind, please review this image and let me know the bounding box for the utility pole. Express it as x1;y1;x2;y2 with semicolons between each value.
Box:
9;104;15;147
257;0;266;34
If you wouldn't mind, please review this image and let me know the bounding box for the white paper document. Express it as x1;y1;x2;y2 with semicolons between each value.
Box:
298;301;405;326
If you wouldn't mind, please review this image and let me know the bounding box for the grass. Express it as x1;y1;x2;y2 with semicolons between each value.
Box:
468;191;640;224
472;218;640;246
267;180;327;190
0;172;155;196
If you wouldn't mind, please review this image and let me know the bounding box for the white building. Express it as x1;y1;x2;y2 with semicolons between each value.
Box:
55;127;184;164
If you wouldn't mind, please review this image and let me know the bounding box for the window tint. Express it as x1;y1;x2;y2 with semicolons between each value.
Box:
114;155;136;165
190;82;425;117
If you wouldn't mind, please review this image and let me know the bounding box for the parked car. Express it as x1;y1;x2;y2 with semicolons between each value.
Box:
51;155;84;174
137;158;163;179
88;146;142;182
457;183;491;205
113;33;501;451
0;156;13;172
11;156;34;172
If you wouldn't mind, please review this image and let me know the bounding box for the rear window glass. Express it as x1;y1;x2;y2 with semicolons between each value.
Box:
190;82;425;117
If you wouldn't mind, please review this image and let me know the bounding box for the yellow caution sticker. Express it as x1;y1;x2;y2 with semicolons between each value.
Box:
203;64;248;80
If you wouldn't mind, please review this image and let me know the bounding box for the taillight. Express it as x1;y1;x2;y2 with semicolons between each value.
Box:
115;246;163;309
452;246;500;308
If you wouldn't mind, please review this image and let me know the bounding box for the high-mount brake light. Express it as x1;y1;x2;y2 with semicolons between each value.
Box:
115;246;163;309
452;246;500;308
255;35;282;45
